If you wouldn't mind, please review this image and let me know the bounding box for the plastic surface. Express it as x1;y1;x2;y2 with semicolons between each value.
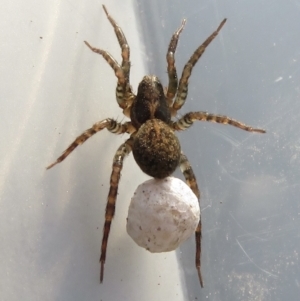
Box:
1;0;299;300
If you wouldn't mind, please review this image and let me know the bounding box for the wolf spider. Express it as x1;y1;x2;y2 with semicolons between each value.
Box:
47;5;265;287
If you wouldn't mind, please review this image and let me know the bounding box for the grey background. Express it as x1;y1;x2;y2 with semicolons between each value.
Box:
0;0;299;300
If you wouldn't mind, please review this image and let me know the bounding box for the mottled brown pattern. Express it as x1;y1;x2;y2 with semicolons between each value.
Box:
47;5;265;287
133;119;181;178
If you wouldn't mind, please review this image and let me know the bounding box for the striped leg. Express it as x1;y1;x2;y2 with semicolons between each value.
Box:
166;19;186;108
84;5;133;110
46;119;134;169
100;137;133;282
179;153;203;287
84;41;127;110
171;112;266;133
173;19;227;112
102;5;131;82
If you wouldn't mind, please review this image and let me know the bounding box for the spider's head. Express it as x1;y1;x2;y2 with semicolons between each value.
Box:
130;75;171;129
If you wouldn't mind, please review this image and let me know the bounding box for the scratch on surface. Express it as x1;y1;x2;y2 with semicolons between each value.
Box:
263;104;300;130
219;163;256;184
211;127;242;148
200;166;213;213
205;226;220;234
230;213;267;241
236;239;278;278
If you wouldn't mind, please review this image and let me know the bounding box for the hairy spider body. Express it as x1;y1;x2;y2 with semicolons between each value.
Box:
131;75;180;178
133;119;181;178
131;75;171;128
47;6;265;287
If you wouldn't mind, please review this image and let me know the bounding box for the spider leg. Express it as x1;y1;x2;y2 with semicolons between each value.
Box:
166;19;186;108
100;137;133;283
173;19;227;112
171;112;266;133
102;5;130;82
46;120;135;169
84;41;128;110
179;152;203;288
84;6;134;112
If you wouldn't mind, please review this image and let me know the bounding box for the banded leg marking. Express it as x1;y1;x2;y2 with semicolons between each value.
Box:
102;5;131;82
100;137;133;282
84;41;124;84
166;19;186;107
84;41;128;109
173;19;227;112
172;112;266;133
179;153;203;287
46;119;134;169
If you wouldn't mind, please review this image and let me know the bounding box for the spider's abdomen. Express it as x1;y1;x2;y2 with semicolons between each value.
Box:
132;119;181;179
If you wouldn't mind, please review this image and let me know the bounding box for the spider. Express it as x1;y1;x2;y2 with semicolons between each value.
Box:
47;5;265;287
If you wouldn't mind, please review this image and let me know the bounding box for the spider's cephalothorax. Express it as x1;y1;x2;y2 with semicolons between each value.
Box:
47;5;266;287
131;75;180;178
131;75;171;128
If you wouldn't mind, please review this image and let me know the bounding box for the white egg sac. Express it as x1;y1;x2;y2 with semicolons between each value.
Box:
126;177;200;252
